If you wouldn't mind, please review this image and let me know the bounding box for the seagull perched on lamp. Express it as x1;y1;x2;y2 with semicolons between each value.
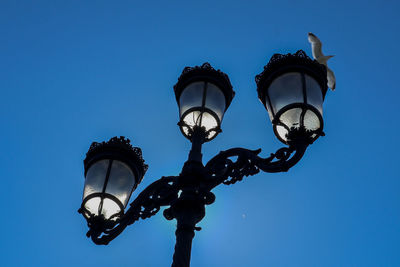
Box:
308;32;336;90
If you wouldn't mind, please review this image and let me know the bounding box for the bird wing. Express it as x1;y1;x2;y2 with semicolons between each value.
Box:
308;32;324;59
327;66;336;91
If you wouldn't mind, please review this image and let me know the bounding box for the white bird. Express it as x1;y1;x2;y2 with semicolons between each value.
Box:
308;32;336;90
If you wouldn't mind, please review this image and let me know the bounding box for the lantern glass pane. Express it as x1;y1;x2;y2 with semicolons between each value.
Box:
305;75;323;114
264;97;274;121
178;81;226;140
276;125;289;142
182;110;218;130
280;107;302;129
179;82;204;117
303;109;321;130
268;72;303;114
276;108;322;142
82;159;136;220
205;83;226;121
276;108;303;141
84;196;121;220
105;160;136;207
83;159;109;199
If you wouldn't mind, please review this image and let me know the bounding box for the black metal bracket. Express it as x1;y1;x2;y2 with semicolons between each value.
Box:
204;144;307;188
85;176;179;245
82;141;308;245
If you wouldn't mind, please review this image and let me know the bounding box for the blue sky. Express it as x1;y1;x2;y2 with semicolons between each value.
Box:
1;1;399;266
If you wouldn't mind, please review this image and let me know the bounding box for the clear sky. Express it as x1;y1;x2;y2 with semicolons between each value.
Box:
1;1;399;266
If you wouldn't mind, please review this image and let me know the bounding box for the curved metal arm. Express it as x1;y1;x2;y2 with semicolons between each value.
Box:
87;176;179;245
205;144;307;188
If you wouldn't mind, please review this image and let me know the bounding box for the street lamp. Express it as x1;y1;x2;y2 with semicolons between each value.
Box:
256;50;327;144
79;137;148;234
174;62;235;141
78;50;330;267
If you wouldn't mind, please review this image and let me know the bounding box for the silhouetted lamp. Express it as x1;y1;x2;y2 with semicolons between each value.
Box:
79;137;147;222
256;50;328;144
174;63;235;141
78;53;334;266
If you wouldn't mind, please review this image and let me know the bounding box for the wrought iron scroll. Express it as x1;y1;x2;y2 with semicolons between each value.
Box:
205;144;307;188
87;176;179;245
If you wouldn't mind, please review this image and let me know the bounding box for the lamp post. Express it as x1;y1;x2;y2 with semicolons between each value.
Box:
78;50;329;267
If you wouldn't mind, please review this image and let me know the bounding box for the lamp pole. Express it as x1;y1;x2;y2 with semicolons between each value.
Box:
78;50;330;267
169;126;206;267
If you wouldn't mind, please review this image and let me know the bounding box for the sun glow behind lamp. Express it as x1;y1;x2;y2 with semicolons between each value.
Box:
79;137;147;223
256;50;328;144
174;63;235;141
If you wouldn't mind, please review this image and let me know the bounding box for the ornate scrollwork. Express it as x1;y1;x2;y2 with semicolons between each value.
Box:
177;62;231;87
205;145;307;188
173;62;235;109
255;50;325;85
255;50;328;104
86;137;147;172
82;136;309;247
86;176;179;245
177;120;221;141
82;142;309;246
84;136;149;186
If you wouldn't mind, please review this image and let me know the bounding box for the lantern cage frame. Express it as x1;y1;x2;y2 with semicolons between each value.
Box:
255;50;328;144
174;62;235;141
79;137;148;226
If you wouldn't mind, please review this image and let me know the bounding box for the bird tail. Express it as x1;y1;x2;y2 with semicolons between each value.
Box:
322;55;334;61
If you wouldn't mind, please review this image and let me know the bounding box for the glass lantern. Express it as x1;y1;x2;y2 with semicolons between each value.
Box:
79;136;147;221
174;63;235;141
256;50;328;144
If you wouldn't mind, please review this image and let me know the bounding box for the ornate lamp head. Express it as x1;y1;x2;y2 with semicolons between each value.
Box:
79;136;147;223
256;50;328;145
174;63;235;142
